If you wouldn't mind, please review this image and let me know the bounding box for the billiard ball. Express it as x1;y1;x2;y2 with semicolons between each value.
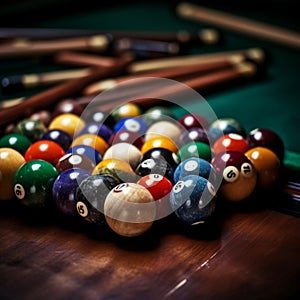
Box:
113;117;148;136
245;147;280;189
137;174;173;220
14;119;47;142
56;153;95;173
111;102;141;121
211;151;257;202
0;148;25;200
24;140;65;166
208;118;246;143
92;158;137;183
141;136;178;155
141;106;174;126
81;108;115;128
142;147;179;170
0;133;32;155
247;128;284;161
52;99;84;117
75;174;120;226
67;145;102;165
135;157;174;183
102;142;142;169
177;127;210;147
39;129;72;151
52;168;91;217
76;122;113;143
169;175;217;225
29;110;52;127
177;141;212;162
48;113;85;137
212;133;249;155
178;113;209;130
144;120;183;142
14;159;59;209
173;157;216;184
108;130;144;149
71;133;108;156
104;182;156;237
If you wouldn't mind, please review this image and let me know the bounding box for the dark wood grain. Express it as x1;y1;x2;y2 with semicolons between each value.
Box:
0;198;299;300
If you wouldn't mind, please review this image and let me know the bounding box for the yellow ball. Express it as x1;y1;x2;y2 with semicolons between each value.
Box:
48;113;85;137
0;148;25;200
111;103;141;121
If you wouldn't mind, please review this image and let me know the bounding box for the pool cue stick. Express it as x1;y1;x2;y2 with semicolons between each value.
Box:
0;97;24;109
0;35;110;59
0;27;221;45
53;51;119;68
177;2;300;49
1;68;92;93
0;56;133;127
128;47;265;73
82;55;247;95
78;60;257;110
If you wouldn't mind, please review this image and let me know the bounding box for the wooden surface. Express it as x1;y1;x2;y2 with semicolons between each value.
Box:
0;197;299;300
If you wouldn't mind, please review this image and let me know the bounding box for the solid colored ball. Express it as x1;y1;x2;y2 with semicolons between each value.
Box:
52;168;90;217
40;129;72;151
247;128;284;161
104;182;155;237
14;119;47;142
141;106;174;126
135;157;174;183
173;157;216;184
144;120;183;142
76;122;113;143
30;110;52;127
177;141;212;162
113;117;148;136
245;147;280;189
109;130;144;149
169;175;217;225
179;113;209;130
52;99;84;117
212;133;249;155
211;151;257;202
208;118;246;143
56;153;95;173
71;133;108;156
92;158;137;183
0;133;32;155
75;174;120;226
0;148;25;200
48;113;85;137
178;127;210;147
67;145;102;165
111;103;141;121
14;159;59;209
24;140;65;166
141;136;178;155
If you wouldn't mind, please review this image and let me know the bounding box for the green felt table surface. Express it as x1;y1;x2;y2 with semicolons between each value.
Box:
0;0;299;165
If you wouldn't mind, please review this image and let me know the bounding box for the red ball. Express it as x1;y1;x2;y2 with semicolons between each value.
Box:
212;133;249;155
24;140;65;166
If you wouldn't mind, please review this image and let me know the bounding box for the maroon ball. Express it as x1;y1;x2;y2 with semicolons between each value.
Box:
247;128;284;161
178;127;210;147
52;99;85;117
55;153;95;173
109;130;145;149
179;113;209;130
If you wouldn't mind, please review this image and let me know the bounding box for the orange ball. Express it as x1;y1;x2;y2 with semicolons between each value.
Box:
141;136;178;154
245;147;280;189
71;134;108;156
0;148;25;200
48;113;85;137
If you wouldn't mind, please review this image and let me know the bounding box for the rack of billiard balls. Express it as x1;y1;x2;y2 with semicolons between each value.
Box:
0;102;283;237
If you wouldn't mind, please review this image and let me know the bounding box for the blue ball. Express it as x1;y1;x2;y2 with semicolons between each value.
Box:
67;145;102;165
169;175;217;225
173;157;215;183
113;117;148;135
76;122;113;142
52;168;91;217
40;129;72;151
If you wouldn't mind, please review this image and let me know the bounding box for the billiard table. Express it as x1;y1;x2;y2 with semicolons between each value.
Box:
0;1;299;299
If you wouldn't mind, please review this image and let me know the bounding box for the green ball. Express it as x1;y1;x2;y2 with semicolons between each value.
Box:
0;133;32;155
14;159;59;209
142;106;175;126
14;119;47;142
177;141;212;162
